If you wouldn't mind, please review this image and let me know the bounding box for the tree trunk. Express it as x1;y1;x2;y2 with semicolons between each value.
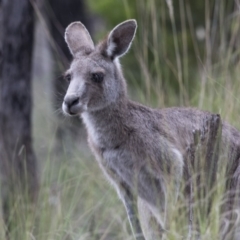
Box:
0;0;38;235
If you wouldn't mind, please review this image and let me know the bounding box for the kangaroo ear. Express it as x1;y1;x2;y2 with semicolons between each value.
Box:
65;22;94;56
106;19;137;59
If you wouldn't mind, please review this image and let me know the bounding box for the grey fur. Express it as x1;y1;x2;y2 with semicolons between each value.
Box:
62;19;240;239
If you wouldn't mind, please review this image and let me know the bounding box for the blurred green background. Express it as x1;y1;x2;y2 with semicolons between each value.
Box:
1;0;240;239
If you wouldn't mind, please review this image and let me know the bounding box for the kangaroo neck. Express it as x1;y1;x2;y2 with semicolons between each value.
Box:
81;98;129;147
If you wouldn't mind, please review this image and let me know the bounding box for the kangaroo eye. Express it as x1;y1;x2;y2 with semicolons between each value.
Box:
64;73;72;82
91;72;104;83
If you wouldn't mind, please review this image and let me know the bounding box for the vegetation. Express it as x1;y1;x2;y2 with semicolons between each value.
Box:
1;0;240;239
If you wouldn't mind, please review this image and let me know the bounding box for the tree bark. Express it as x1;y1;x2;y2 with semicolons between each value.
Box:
0;0;38;235
185;114;222;238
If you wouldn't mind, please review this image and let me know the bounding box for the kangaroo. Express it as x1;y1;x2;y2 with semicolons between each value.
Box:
62;19;240;239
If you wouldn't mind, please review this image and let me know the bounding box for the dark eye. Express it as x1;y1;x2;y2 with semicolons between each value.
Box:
91;72;104;83
64;73;71;82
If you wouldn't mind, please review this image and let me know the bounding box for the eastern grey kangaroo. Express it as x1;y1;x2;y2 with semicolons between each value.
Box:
62;19;240;239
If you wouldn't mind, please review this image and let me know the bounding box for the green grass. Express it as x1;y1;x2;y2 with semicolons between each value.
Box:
2;0;240;239
1;155;132;240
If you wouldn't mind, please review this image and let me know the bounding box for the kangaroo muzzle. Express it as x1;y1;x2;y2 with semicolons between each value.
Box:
62;94;86;116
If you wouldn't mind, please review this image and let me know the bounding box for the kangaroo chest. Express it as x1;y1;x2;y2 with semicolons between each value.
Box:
82;112;168;200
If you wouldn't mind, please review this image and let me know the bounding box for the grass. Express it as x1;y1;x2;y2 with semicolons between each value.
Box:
2;0;240;239
1;153;131;240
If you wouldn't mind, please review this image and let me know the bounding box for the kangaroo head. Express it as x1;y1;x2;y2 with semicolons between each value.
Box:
62;19;137;116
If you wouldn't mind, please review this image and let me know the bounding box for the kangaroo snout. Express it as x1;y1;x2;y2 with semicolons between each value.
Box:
63;95;82;116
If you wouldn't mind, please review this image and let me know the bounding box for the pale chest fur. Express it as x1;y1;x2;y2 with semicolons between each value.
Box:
81;112;126;167
81;112;184;207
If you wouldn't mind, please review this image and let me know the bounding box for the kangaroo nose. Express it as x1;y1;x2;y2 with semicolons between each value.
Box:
64;96;79;113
